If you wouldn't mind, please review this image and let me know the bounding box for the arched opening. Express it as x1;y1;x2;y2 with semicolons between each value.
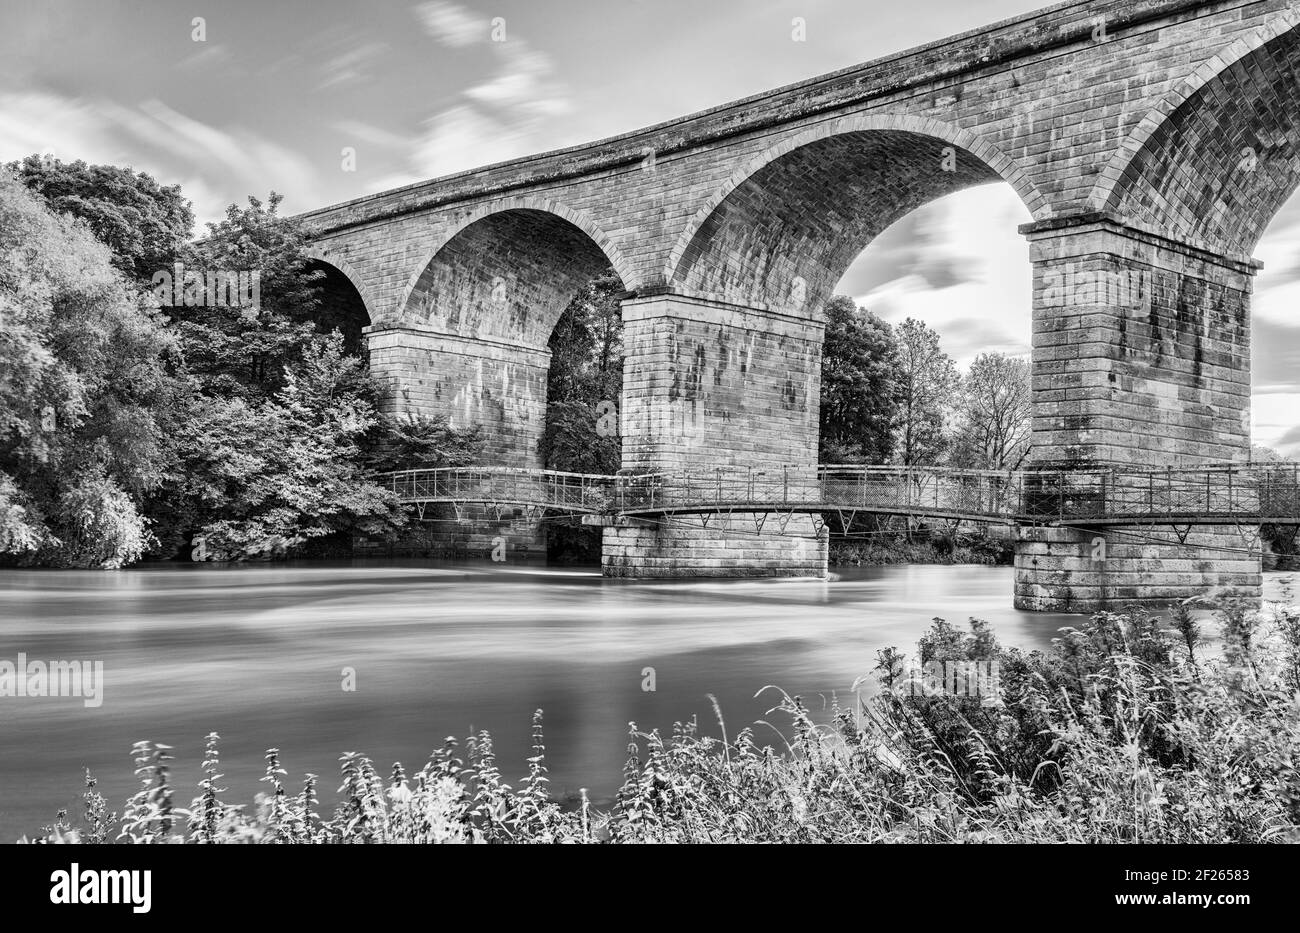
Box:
828;184;1034;562
399;205;629;562
403;207;627;345
1103;24;1300;254
1252;191;1300;570
672;129;1008;312
660;126;1040;567
303;258;372;356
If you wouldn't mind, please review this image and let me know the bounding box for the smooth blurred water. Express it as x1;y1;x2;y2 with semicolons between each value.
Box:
0;560;1288;838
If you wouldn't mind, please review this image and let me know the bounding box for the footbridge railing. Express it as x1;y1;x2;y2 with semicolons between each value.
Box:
379;462;1300;526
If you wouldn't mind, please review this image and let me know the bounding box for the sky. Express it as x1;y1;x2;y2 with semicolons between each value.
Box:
2;0;1298;454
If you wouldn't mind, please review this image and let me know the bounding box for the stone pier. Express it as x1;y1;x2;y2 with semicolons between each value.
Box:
602;294;828;578
1014;214;1262;610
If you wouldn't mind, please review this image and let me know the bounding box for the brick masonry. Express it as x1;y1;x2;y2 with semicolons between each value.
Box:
299;0;1300;605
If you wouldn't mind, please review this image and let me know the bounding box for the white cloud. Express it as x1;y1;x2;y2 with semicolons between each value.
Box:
177;44;232;71
843;185;1033;368
318;41;390;90
331;119;411;150
401;3;573;180
0;91;323;227
416;1;483;47
410;104;534;178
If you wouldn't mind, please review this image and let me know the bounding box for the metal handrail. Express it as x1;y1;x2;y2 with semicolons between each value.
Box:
378;463;1300;525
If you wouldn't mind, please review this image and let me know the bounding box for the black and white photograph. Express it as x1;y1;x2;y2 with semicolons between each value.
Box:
0;0;1296;904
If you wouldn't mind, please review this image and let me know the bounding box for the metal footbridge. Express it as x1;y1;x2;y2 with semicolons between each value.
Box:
380;463;1300;528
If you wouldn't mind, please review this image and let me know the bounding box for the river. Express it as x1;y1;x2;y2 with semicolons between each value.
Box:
0;561;1287;839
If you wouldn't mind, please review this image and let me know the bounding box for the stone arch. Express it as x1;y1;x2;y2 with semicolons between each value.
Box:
398;196;635;346
303;247;377;321
1091;14;1300;254
663;114;1049;310
302;247;375;355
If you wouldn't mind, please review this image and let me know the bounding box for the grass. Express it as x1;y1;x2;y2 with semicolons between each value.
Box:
21;594;1300;844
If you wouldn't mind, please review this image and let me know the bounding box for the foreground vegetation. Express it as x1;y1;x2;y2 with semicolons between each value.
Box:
24;596;1300;844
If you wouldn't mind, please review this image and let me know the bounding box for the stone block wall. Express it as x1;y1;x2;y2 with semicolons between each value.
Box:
607;294;828;578
603;516;828;578
1014;525;1261;611
1016;216;1262;610
619;294;823;472
1025;215;1253;468
367;326;550;466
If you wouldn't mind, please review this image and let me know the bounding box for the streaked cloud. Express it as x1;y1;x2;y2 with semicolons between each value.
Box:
416;1;484;47
0;91;321;227
841;184;1033;368
404;2;573;180
318;41;390;90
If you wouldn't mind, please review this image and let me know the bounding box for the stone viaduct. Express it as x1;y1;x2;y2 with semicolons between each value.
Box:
299;0;1300;610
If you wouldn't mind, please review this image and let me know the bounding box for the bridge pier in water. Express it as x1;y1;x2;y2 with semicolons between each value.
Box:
1014;215;1262;611
602;293;829;578
366;324;552;559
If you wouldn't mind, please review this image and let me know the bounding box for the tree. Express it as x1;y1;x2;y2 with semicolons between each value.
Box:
174;192;325;400
540;273;623;474
4;153;461;567
1251;445;1298;565
949;352;1033;470
0;169;179;567
365;414;483;474
138;191;380;558
818;296;900;463
538;273;624;562
892;318;959;466
7;155;193;284
175;335;406;560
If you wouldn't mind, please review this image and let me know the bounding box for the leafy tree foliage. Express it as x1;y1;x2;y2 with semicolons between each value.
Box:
538;274;623;562
892;318;959;466
540;274;623;475
818;296;900;464
146;194;446;560
174;335;405;559
7;156;193;283
949;352;1032;470
365;414;483;474
0;170;177;566
173;192;326;400
4;154;484;567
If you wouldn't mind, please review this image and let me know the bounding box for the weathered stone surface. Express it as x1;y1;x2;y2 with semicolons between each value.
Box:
610;295;827;578
1014;217;1262;609
603;516;829;579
